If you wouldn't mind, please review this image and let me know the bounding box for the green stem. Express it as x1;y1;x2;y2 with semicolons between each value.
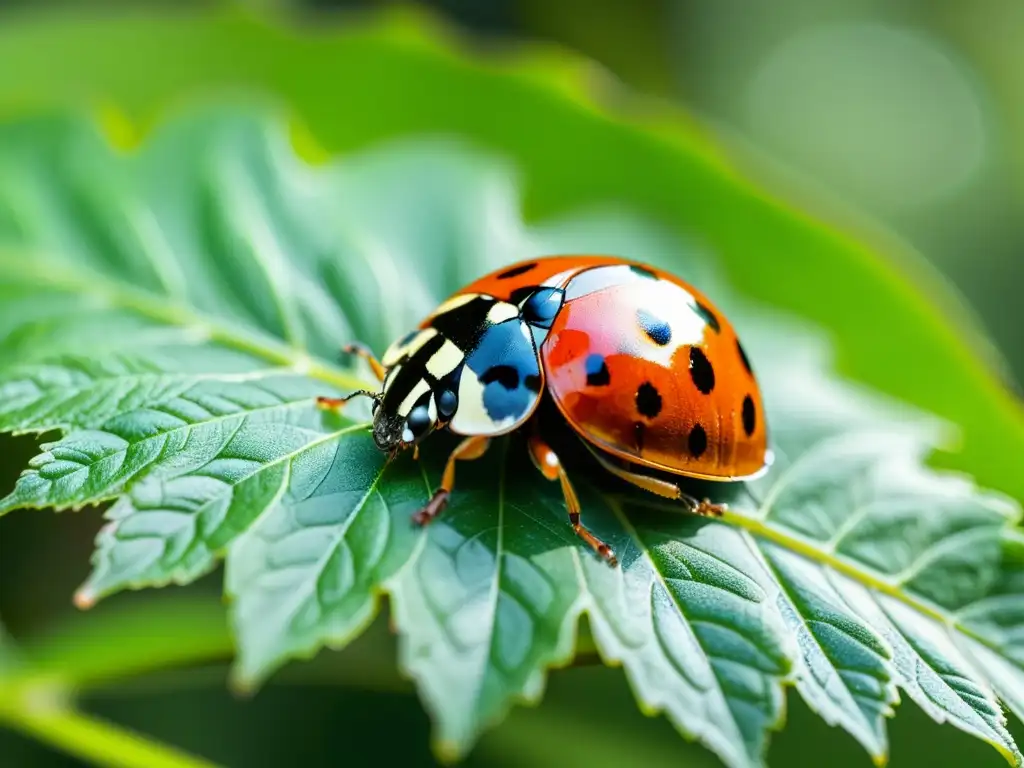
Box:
0;693;220;768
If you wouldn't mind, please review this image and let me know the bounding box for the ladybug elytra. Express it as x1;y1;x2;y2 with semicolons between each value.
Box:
319;256;770;567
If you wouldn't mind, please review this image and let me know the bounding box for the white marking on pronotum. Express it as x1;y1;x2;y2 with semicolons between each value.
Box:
382;328;438;368
486;301;519;324
425;339;464;379
430;292;479;318
382;363;401;394
397;379;430;417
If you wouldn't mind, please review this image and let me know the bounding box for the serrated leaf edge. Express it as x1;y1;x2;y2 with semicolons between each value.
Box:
386;443;593;765
619;492;1023;766
75;421;368;608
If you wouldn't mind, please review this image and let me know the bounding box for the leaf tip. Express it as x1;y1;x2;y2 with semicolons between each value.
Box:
431;738;466;766
72;586;96;611
227;668;261;699
0;495;20;517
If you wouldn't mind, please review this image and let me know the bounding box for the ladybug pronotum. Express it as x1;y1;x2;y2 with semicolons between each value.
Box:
318;256;770;567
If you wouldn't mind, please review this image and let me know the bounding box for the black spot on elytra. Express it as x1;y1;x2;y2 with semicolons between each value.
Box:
688;424;708;458
585;354;611;386
497;262;537;280
637;309;672;346
737;339;752;375
694;302;720;333
436;389;458;419
689;347;715;394
524;373;542;392
480;365;519;390
742;395;756;437
629;264;658;280
635;382;662;419
634;422;646;453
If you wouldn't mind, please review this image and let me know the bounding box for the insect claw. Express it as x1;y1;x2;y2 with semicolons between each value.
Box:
413;489;450;526
696;498;727;517
598;544;618;567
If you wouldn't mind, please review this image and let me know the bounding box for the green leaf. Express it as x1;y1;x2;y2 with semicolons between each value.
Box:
223;431;420;684
575;499;791;766
0;107;1021;768
387;440;587;759
0;5;1020;505
955;530;1024;725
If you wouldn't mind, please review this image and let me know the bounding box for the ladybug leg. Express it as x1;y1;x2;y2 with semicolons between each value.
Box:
341;342;387;383
412;435;491;526
527;431;618;567
581;441;726;517
688;496;727;517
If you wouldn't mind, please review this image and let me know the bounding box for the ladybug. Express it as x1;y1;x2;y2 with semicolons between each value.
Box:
318;256;769;567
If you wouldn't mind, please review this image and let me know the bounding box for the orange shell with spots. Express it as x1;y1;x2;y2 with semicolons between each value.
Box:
447;256;769;482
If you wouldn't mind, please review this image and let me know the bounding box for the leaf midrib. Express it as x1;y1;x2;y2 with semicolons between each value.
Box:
606;497;752;755
0;396;337;514
0;249;367;394
87;422;369;592
762;551;891;755
237;438;391;640
624;496;1015;673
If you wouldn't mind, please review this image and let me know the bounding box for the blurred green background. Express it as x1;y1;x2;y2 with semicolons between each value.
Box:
2;0;1022;766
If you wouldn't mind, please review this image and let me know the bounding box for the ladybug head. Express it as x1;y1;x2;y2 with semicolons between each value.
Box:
371;387;437;454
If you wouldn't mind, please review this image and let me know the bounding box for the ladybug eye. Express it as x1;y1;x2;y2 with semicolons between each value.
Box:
520;288;564;329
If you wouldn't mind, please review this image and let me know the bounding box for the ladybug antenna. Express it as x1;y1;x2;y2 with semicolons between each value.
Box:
341;389;382;405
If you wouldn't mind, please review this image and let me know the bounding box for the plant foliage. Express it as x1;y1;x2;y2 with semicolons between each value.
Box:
2;7;1021;507
0;107;1022;768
